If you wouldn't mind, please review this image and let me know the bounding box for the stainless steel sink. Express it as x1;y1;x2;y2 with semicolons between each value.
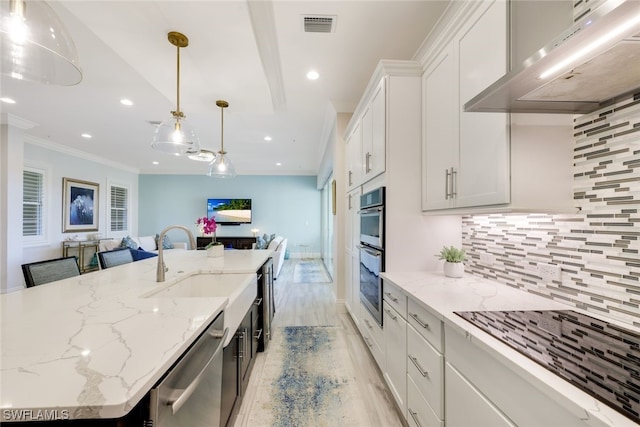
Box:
142;273;257;346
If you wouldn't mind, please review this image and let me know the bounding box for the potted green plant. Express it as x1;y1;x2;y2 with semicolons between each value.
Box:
436;245;466;278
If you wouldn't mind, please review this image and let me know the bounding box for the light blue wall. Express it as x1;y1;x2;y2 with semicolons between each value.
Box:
138;175;322;254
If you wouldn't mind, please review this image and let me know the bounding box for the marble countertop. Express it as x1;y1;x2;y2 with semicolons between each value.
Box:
381;271;639;427
0;249;272;422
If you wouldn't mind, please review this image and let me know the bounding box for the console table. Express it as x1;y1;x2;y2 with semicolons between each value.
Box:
62;240;101;273
197;236;256;250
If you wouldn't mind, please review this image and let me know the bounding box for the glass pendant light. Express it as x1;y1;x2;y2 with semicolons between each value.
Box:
208;100;236;178
151;31;199;156
0;0;82;85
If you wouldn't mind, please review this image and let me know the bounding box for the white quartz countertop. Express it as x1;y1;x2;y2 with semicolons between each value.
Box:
381;271;639;427
0;249;272;422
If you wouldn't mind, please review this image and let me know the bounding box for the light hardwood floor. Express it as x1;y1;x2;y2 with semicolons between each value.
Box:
232;259;405;427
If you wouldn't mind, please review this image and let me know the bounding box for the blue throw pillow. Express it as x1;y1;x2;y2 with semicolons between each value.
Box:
120;236;138;250
155;233;174;249
256;236;267;249
130;248;158;261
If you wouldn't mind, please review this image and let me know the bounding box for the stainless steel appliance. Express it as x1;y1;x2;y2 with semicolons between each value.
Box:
359;187;385;326
257;257;274;352
150;312;228;427
465;0;640;114
456;310;640;424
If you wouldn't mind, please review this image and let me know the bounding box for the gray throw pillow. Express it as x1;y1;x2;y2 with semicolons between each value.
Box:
120;236;138;250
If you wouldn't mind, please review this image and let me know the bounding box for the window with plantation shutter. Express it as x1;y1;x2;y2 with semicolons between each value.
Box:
110;184;128;232
23;169;44;237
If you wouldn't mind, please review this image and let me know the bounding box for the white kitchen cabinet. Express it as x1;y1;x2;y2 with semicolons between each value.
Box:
422;0;509;212
422;43;457;211
345;188;360;323
421;0;573;214
407;374;443;427
383;300;407;414
445;323;589;426
360;302;384;368
361;78;386;181
445;362;515;427
346;122;362;191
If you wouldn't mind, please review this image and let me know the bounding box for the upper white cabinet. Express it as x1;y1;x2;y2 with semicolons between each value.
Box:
421;0;573;214
423;0;509;212
346;122;362;191
361;78;386;181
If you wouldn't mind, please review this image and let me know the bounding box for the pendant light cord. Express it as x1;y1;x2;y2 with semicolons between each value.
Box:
175;43;181;116
220;105;225;153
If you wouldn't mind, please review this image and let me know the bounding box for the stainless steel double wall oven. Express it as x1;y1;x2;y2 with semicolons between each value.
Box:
359;187;385;326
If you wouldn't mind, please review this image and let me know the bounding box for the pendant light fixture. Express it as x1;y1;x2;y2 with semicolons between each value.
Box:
208;100;236;178
0;0;82;85
151;31;199;156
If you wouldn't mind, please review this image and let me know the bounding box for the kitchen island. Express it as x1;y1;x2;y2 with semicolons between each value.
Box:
380;271;639;427
0;249;272;423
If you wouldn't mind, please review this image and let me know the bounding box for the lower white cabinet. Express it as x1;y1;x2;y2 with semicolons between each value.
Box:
445;324;589;427
407;322;444;421
407;374;444;427
383;301;407;413
445;362;515;427
360;302;385;368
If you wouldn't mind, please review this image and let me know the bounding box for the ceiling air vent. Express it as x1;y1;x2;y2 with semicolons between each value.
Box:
303;15;336;33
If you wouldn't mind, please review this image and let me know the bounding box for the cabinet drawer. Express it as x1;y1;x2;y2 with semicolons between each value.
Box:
408;298;443;352
383;280;407;319
407;374;443;427
407;324;444;419
361;303;385;368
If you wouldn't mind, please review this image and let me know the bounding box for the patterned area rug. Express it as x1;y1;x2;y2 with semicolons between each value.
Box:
292;261;331;283
246;326;367;426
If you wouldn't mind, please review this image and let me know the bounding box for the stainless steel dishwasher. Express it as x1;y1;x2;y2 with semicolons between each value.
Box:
149;312;228;427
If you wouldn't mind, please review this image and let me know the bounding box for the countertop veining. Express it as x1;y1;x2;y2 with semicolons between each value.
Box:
381;270;640;427
0;249;272;422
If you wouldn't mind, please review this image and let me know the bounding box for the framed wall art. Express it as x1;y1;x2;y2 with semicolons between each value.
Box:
63;178;99;232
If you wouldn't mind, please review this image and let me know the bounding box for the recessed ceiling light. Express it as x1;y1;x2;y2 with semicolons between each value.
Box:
152;161;159;165
0;97;16;104
306;70;319;80
81;133;92;139
120;99;133;106
264;136;272;141
276;162;282;166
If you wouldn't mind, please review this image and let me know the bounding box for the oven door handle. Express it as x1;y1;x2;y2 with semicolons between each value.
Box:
358;206;383;214
361;247;382;257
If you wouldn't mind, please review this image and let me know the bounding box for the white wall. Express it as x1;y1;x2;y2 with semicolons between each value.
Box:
4;139;139;291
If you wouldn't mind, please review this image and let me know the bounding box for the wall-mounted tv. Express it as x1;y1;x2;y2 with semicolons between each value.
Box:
207;198;252;225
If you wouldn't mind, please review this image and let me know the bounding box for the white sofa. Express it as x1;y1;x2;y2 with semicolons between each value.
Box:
268;236;287;279
99;235;188;254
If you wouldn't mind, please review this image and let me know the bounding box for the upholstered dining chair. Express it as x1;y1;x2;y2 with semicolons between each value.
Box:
97;248;134;269
22;256;81;287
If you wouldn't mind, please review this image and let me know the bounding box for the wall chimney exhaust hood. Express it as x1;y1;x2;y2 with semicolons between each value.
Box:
465;0;640;114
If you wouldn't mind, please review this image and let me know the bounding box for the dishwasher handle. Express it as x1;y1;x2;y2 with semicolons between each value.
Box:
168;327;229;415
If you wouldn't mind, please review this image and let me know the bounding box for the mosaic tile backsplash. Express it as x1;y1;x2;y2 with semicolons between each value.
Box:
462;93;640;327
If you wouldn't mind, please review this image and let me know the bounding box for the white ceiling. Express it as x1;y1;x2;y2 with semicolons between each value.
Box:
1;0;450;175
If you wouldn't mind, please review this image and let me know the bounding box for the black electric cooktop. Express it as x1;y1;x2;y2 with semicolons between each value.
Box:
455;310;640;423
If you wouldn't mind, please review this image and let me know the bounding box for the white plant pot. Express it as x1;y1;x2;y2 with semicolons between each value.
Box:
443;261;464;278
206;245;224;258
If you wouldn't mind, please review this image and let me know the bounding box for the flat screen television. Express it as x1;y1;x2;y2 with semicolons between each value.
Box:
207;198;252;225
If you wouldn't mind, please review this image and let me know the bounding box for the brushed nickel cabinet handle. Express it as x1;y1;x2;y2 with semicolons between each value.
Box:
408;408;423;427
408;354;430;378
365;152;372;173
384;308;397;321
409;312;430;330
445;168;450;199
384;291;398;303
451;167;457;197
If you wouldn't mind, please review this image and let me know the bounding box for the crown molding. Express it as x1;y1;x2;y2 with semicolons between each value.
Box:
24;135;140;174
0;113;38;130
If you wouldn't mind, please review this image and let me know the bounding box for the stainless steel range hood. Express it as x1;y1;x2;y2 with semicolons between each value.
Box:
465;0;640;114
